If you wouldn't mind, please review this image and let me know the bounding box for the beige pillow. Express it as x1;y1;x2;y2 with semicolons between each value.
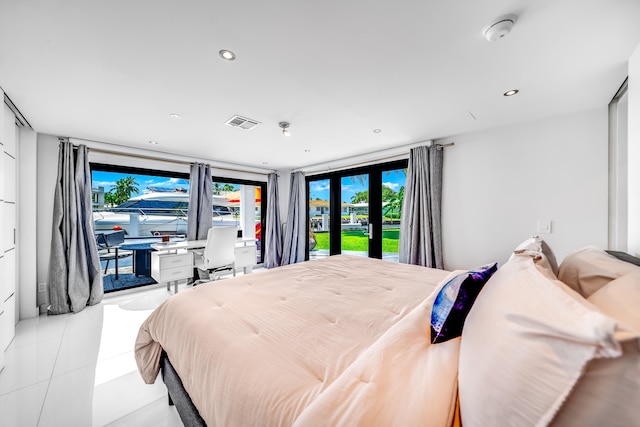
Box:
587;270;640;330
550;271;640;427
512;236;559;277
558;245;640;297
459;252;621;427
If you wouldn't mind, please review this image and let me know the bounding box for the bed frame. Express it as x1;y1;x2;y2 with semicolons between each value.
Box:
160;351;206;426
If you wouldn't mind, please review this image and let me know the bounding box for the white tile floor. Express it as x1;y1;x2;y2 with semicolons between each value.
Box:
0;282;196;427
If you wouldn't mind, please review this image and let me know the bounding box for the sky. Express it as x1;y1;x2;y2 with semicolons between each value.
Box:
94;169;405;202
309;169;407;202
92;171;238;196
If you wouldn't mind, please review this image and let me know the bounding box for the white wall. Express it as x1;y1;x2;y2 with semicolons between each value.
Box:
273;109;609;270
628;42;640;256
18;127;37;319
436;108;608;270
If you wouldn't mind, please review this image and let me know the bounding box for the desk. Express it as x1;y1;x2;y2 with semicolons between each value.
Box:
151;239;257;293
150;240;207;252
150;240;206;293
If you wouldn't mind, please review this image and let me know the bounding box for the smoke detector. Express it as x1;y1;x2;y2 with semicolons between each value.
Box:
483;14;517;41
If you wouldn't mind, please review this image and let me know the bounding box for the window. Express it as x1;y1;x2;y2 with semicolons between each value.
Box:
307;160;407;262
91;164;190;237
91;164;267;292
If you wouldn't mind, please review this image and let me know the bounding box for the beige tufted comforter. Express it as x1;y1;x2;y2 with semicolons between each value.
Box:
135;255;455;426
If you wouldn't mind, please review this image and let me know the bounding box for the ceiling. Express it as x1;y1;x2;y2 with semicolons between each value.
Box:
1;0;639;172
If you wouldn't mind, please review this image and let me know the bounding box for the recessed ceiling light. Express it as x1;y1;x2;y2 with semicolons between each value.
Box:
169;113;182;119
262;161;269;165
503;89;519;97
149;140;158;145
219;50;236;61
373;129;382;133
304;149;311;152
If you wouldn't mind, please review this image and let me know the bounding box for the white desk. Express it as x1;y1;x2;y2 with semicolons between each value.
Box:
150;239;207;252
150;239;257;293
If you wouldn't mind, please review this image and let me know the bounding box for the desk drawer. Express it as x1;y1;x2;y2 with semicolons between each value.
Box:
157;265;193;282
151;251;193;282
235;245;256;268
157;252;192;269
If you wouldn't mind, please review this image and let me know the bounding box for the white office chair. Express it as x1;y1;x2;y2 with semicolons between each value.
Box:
192;226;237;282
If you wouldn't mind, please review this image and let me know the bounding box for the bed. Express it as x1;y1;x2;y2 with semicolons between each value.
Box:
135;244;640;427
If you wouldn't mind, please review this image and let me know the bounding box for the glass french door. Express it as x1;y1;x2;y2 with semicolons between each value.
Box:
341;174;369;257
380;167;406;262
308;178;330;260
306;160;407;262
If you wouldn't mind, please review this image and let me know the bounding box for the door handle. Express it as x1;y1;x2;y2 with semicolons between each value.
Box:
368;224;373;240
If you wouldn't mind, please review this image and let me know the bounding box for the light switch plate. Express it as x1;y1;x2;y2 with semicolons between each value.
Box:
537;220;552;234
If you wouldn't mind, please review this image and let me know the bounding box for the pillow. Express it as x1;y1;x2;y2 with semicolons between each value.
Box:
511;236;558;277
558;245;640;297
459;251;621;427
587;269;640;331
550;337;640;427
430;263;498;343
551;270;640;426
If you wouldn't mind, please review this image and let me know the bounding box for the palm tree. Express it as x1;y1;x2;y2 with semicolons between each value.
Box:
213;182;222;194
382;186;397;202
351;190;369;204
383;186;404;220
109;176;139;206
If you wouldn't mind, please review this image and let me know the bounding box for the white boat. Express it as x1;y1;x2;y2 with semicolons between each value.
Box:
93;191;239;237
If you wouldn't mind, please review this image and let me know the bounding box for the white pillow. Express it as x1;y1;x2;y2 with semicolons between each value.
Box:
459;251;621;427
551;270;640;426
558;245;640;297
512;236;558;277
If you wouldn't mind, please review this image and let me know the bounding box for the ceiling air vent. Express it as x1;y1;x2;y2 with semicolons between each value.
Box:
225;115;261;130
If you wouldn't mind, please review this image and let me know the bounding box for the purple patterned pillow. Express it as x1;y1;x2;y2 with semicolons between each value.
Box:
430;263;498;343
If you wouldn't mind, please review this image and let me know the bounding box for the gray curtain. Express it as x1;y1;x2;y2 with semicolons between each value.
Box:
48;142;103;314
281;171;306;265
398;144;444;268
264;173;282;268
187;163;213;241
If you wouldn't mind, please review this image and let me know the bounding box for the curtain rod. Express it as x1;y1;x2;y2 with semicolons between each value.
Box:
436;142;455;149
299;142;454;176
60;137;273;176
3;91;32;129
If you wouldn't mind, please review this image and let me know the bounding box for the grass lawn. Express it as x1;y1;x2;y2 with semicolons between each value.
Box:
313;229;399;252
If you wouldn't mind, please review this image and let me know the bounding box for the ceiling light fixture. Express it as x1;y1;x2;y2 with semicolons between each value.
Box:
483;14;517;42
503;89;519;97
219;50;236;61
169;113;182;119
279;121;291;136
149;140;158;145
373;129;382;133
